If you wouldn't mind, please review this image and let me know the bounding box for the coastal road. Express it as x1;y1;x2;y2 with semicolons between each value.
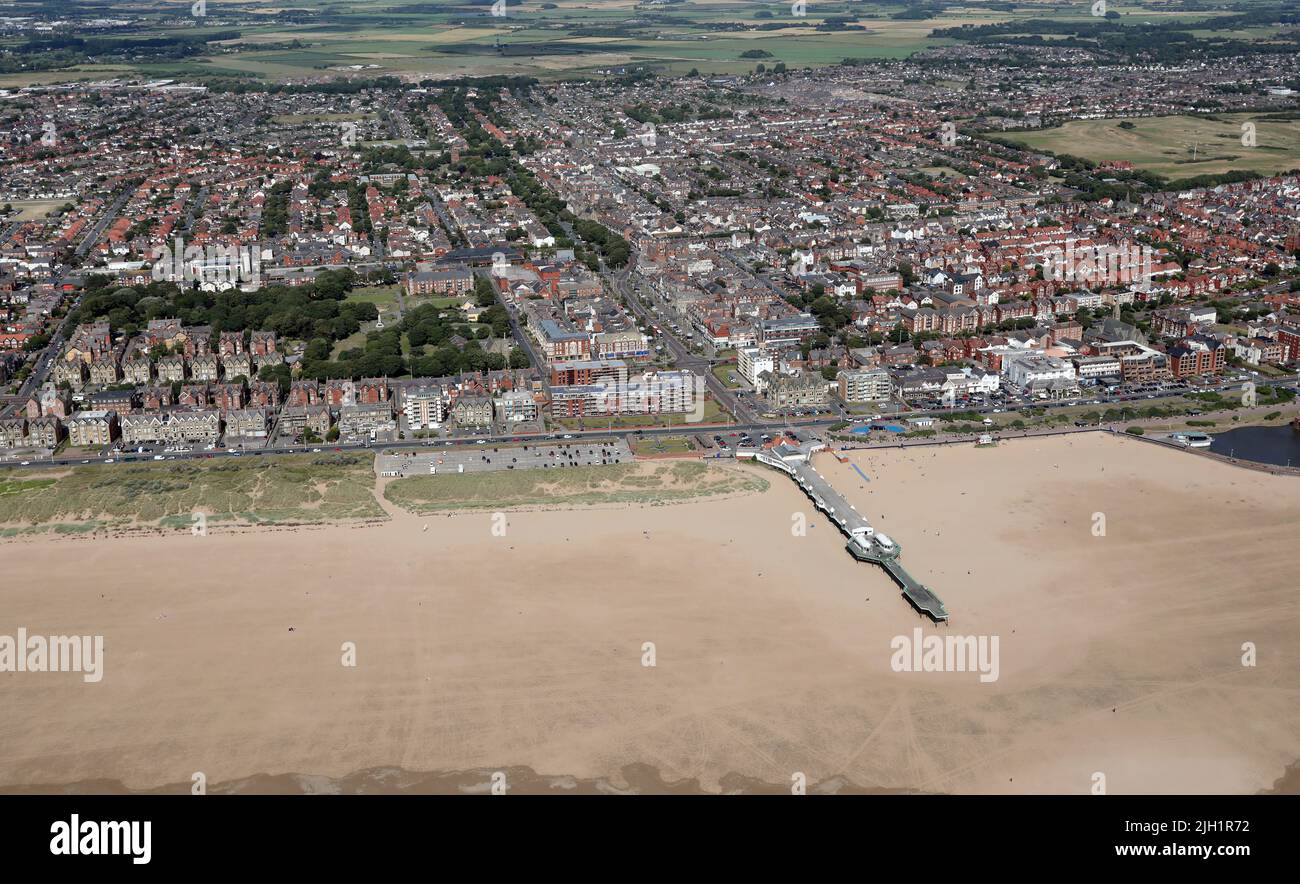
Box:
0;422;779;470
3;385;1297;471
3;348;1294;466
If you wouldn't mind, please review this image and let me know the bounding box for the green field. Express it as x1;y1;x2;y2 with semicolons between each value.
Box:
712;364;743;388
8;1;1294;86
346;285;402;313
384;459;766;511
0;454;382;533
630;434;697;455
1001;113;1300;182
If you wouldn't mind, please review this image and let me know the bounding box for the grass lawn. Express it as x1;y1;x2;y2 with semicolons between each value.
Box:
631;435;696;456
712;364;743;388
347;285;402;313
331;326;373;359
409;294;463;309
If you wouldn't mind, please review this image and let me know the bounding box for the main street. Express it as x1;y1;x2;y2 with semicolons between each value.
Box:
1;291;85;417
605;265;763;424
75;187;131;258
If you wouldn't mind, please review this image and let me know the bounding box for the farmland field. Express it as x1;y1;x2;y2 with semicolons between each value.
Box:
5;1;1276;86
8;1;1047;85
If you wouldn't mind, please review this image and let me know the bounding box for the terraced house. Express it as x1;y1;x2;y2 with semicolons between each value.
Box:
223;353;252;381
158;354;187;383
123;355;153;385
167;410;222;444
337;402;396;441
0;416;26;448
89;354;121;386
451;395;493;427
120;412;166;446
223;408;269;441
191;354;220;382
26;416;63;449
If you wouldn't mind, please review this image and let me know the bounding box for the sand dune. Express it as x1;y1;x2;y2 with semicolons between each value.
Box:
2;433;1297;794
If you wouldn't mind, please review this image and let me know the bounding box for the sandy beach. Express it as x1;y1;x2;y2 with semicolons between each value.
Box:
2;432;1298;794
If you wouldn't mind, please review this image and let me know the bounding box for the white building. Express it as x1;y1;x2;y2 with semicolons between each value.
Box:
837;368;891;403
737;346;775;394
405;384;447;430
1073;355;1123;379
1003;353;1077;389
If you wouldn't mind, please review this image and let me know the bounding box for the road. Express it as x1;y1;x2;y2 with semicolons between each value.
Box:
493;272;548;393
605;264;762;424
0;423;758;470
75;187;131;258
1;291;84;417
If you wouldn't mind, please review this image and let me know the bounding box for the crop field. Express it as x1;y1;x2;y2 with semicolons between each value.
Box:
1000;113;1300;181
0;455;382;533
384;459;766;511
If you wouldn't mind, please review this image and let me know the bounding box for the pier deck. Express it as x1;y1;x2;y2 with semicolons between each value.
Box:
753;442;949;622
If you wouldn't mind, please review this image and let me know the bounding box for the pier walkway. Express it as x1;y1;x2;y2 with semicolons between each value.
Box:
751;441;948;622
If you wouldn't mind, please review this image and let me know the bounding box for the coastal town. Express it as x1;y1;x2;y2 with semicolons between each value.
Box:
3;0;1300;830
1;60;1299;463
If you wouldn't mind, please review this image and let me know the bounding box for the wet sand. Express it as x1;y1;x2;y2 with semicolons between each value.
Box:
2;433;1298;794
